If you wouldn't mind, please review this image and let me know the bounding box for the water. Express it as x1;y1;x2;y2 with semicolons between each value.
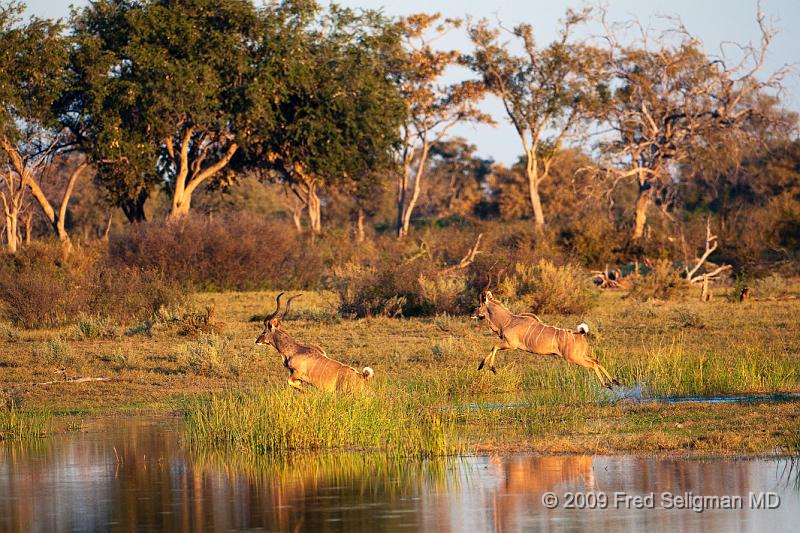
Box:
1;416;798;532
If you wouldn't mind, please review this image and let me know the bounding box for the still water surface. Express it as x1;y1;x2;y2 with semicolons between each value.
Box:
0;416;798;532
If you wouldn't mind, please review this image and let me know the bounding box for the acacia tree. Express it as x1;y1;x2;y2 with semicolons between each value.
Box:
389;14;491;239
248;3;402;234
0;2;88;253
66;0;262;221
465;9;602;227
597;10;786;241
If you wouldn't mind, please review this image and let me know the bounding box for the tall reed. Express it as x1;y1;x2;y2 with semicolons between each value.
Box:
184;385;463;457
0;409;50;441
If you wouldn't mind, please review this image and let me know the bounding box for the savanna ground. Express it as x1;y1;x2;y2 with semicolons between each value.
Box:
1;286;800;457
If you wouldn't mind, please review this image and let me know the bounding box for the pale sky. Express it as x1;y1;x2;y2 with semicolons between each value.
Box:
25;0;800;165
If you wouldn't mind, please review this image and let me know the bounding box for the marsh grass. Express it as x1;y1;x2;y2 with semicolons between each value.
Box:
402;366;524;398
184;385;462;457
0;408;50;441
615;335;798;397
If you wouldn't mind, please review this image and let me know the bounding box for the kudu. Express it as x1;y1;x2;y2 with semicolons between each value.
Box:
255;293;374;393
472;290;619;389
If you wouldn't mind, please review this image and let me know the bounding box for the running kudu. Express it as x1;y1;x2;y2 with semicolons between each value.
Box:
472;283;619;389
255;293;374;393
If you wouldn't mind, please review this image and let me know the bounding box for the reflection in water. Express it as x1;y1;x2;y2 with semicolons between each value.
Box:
0;416;798;532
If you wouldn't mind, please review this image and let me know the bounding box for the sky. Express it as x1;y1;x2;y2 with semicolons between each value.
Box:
24;0;800;166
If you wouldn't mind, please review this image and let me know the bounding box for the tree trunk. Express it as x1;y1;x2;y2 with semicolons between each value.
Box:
121;190;148;222
396;168;408;238
632;181;652;240
398;144;430;239
356;207;365;243
169;191;192;221
4;212;18;253
165;129;238;221
526;151;545;226
23;211;31;245
291;205;303;231
24;160;88;254
306;183;322;234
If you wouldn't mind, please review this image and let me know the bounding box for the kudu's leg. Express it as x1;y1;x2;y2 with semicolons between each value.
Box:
596;362;621;387
478;340;512;374
592;365;610;389
573;357;610;388
287;376;305;394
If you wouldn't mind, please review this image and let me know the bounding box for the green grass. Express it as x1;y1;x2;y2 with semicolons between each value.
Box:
0;409;51;441
184;384;462;457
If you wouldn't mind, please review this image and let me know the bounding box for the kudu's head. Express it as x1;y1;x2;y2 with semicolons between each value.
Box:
471;290;495;321
255;293;302;346
472;271;499;320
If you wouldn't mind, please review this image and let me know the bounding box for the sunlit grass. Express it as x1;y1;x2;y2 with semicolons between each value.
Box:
0;408;50;441
184;384;463;457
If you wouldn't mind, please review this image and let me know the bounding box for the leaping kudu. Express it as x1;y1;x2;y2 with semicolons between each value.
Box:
472;290;619;389
255;293;374;393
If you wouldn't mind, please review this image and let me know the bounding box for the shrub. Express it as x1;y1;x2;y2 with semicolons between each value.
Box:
33;338;74;366
417;273;471;315
109;213;325;290
0;244;184;328
753;273;790;298
628;259;682;301
669;307;705;329
331;261;411;318
498;260;598;314
176;335;231;377
74;316;119;340
0;245;84;327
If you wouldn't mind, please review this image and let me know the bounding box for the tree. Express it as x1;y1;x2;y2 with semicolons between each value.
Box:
465;9;602;228
420;138;493;219
597;9;787;241
389;13;491;239
66;0;262;221
0;2;86;253
247;2;404;234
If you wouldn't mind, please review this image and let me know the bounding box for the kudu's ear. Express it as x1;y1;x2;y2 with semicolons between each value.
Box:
485;290;494;301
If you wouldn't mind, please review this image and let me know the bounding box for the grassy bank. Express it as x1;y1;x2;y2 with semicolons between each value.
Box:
2;287;800;454
184;385;462;457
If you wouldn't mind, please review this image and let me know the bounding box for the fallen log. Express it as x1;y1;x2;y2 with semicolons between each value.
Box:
34;377;112;386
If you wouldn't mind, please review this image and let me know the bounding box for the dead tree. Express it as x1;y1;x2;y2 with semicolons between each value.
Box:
441;233;483;274
683;219;732;301
597;8;788;240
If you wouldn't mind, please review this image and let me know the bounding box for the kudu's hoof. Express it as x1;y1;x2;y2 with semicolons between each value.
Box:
612;378;621;387
490;366;497;375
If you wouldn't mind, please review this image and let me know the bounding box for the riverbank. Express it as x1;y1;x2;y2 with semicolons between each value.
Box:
2;289;799;455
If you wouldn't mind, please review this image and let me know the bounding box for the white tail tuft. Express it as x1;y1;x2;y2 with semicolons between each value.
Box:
362;367;374;379
577;323;589;334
